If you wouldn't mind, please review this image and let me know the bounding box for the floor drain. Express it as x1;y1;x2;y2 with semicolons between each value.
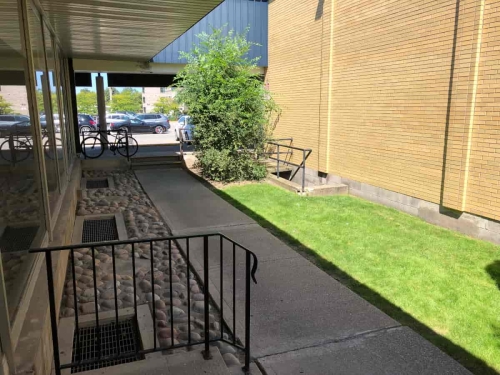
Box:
82;218;118;243
0;226;38;253
86;179;109;189
71;319;144;373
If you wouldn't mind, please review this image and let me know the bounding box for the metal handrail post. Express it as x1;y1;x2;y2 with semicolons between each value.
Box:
203;236;212;360
276;144;280;178
46;251;62;375
126;130;130;162
244;251;251;372
302;149;306;193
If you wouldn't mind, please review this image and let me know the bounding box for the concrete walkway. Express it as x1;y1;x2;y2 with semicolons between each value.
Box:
136;168;472;375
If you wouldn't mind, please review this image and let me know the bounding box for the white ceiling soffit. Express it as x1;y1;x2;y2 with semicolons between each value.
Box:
39;0;224;61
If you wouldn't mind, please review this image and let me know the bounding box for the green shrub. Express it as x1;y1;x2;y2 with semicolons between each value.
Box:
175;27;279;182
197;149;267;182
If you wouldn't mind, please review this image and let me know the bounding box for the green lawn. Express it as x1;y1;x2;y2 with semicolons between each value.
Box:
218;183;500;375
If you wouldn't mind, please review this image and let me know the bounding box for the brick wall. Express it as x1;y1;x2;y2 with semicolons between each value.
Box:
268;0;500;221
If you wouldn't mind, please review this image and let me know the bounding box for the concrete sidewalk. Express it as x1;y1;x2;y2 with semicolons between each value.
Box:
136;168;472;375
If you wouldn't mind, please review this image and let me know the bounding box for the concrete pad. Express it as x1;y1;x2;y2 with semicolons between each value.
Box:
175;224;301;271
135;169;255;232
258;327;472;375
210;256;399;358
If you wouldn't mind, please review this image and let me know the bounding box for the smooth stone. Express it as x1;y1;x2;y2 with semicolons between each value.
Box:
157;320;168;328
168;306;185;317
223;353;240;367
165;298;182;307
158;328;178;339
79;275;93;284
156;310;167;321
123;293;139;303
83;288;99;298
124;287;135;294
145;293;160;302
155;300;166;309
101;289;121;299
171;283;186;292
139;280;152;292
193;294;205;301
219;344;237;355
103;280;120;290
191;285;200;294
80;302;99;314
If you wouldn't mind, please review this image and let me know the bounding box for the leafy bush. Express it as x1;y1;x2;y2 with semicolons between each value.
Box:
197;149;267;182
175;27;278;182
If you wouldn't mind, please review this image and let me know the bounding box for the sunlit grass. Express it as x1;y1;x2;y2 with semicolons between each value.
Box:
219;183;500;374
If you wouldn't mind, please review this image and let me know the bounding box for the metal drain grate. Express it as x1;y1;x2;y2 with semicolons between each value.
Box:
82;218;118;243
86;179;109;189
71;319;144;373
0;226;38;253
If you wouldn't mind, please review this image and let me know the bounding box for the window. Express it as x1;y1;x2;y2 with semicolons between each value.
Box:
160;87;166;93
142;97;145;103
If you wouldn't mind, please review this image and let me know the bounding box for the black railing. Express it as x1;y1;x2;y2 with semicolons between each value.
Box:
30;233;258;374
266;139;312;193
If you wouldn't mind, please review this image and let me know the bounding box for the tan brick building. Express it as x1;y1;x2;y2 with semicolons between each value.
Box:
267;0;500;243
0;85;29;115
141;87;178;113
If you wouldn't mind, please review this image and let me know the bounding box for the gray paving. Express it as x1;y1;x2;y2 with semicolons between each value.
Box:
135;169;255;232
258;327;472;375
135;168;472;375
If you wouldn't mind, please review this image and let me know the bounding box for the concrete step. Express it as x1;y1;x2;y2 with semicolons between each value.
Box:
130;156;183;170
266;174;348;196
131;162;183;170
78;347;231;375
131;155;180;163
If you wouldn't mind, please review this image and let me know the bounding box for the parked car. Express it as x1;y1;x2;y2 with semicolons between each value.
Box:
77;114;98;134
106;114;160;134
40;114;61;133
0;115;30;137
175;115;194;142
134;113;170;134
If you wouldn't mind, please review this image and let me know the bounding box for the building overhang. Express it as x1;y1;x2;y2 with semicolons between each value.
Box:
37;0;225;61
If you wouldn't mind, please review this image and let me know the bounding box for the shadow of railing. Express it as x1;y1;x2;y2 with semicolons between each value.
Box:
214;188;499;375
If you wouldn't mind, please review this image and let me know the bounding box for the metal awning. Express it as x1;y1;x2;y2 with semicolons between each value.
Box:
37;0;224;61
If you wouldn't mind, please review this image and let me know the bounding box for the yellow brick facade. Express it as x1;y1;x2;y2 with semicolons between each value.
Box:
267;0;500;221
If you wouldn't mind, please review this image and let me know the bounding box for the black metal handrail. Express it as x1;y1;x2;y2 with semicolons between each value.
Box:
266;140;312;193
30;232;258;374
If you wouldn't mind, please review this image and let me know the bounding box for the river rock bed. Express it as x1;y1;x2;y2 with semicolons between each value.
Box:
61;170;241;368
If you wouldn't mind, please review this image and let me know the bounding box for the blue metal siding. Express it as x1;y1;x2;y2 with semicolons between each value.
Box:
152;0;268;66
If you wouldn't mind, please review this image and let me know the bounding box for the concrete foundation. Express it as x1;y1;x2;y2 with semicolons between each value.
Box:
293;166;500;245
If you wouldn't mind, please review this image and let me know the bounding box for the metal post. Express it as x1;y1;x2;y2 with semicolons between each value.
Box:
96;73;107;150
46;251;62;375
302;149;306;193
276;144;280;178
244;251;251;372
126;132;130;162
203;236;212;360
